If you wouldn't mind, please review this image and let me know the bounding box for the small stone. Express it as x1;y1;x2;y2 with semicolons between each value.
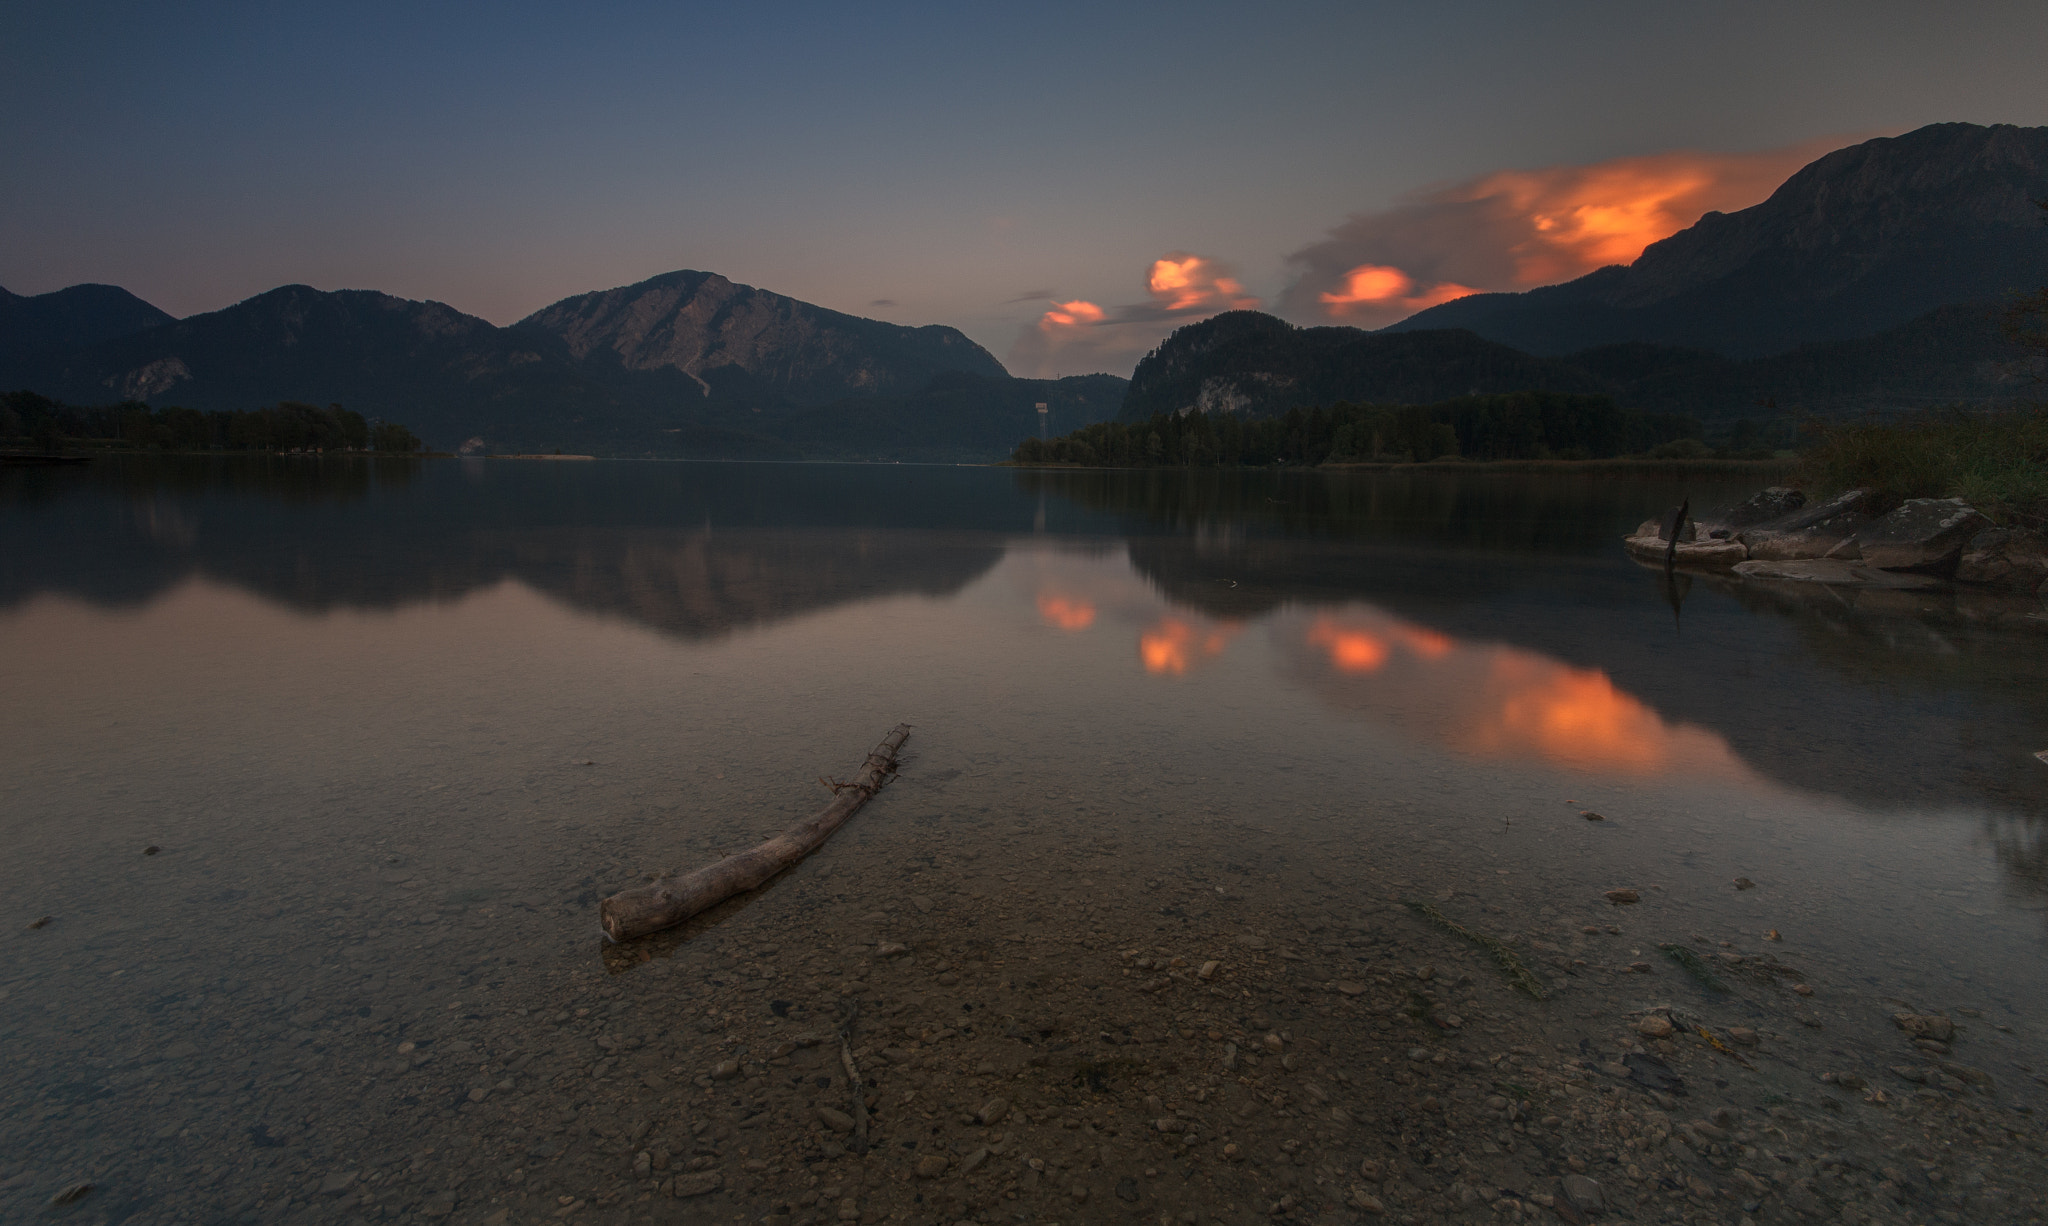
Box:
1235;933;1267;949
959;1147;989;1174
1413;965;1434;981
1262;1032;1284;1051
1637;1015;1675;1039
1604;889;1640;905
1197;960;1221;981
1582;811;1604;821
836;1197;859;1221
1626;961;1652;973
26;916;50;930
1791;983;1814;996
632;1151;652;1179
1733;877;1755;890
711;1060;740;1080
909;895;934;914
1429;1012;1462;1031
1333;981;1365;996
1069;1184;1089;1202
817;1106;854;1133
319;1171;358;1196
1725;1026;1758;1046
142;845;161;856
875;941;909;957
1764;929;1781;941
1562;1173;1603;1213
1221;1043;1238;1071
975;1097;1010;1125
468;1086;490;1102
1352;1189;1386;1213
915;1155;949;1179
674;1172;723;1197
1893;1012;1955;1042
50;1182;94;1206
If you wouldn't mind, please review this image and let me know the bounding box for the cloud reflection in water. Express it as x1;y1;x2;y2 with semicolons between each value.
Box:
1298;610;1746;778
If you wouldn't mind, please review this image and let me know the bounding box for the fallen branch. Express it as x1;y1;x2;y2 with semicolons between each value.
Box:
1404;900;1548;1000
838;1001;870;1155
599;723;911;942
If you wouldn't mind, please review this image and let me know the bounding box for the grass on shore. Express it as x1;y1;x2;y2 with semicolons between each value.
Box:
1796;407;2048;527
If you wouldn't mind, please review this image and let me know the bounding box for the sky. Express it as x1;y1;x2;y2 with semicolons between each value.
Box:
5;1;2046;378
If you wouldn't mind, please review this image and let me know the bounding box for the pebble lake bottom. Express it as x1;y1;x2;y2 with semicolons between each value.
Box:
2;456;2046;1225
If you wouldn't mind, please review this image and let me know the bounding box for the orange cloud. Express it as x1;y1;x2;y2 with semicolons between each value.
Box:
1147;254;1260;314
1139;616;1236;675
1317;264;1481;321
1284;136;1849;326
1036;591;1097;631
1041;299;1105;329
1008;252;1262;378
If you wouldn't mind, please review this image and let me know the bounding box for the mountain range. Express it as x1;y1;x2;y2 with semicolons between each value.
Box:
0;273;1116;460
4;122;2044;457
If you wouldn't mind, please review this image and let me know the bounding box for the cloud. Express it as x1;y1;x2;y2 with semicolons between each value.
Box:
1008;253;1261;377
1282;137;1845;327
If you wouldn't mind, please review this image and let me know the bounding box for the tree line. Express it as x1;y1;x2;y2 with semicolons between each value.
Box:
1011;392;1703;468
2;391;422;453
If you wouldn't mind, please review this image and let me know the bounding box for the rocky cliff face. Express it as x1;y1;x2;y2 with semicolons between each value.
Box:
517;270;1008;405
1389;122;2048;357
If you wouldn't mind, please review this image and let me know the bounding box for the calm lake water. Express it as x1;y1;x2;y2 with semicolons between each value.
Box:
3;456;2046;1223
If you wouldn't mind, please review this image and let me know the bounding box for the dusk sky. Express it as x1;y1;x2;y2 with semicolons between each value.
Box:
6;1;2045;377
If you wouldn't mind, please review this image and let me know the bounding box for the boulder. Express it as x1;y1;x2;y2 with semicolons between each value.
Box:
1731;558;1944;589
1955;526;2048;590
1698;486;1805;537
1741;488;1874;537
1623;534;1747;569
1741;511;1871;561
1854;498;1991;572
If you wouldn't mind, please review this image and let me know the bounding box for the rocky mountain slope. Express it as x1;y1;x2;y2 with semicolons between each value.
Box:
1387;122;2048;357
517;270;1007;405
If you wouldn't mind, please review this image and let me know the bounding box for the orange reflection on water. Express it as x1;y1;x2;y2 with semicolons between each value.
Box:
1306;619;1389;673
1300;612;1742;777
1035;592;1097;631
1139;617;1235;675
1466;654;1674;773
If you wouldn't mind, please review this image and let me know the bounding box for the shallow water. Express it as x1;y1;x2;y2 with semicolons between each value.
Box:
3;456;2046;1224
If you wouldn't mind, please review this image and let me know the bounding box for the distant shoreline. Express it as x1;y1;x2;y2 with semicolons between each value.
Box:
1004;456;1798;474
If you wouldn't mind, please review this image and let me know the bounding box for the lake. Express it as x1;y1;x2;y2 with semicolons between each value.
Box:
4;456;2046;1225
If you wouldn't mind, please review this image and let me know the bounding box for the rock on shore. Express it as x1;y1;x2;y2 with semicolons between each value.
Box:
1626;486;2048;596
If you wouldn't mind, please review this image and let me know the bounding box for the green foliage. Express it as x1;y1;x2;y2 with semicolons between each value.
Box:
1796;407;2048;526
1015;391;1701;468
1;391;419;453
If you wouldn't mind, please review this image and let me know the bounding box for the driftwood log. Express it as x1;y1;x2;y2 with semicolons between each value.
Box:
599;723;911;943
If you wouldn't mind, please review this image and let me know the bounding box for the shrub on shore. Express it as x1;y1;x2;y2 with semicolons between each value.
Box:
1797;407;2048;526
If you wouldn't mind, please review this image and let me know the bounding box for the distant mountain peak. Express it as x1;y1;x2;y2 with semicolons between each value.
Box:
0;282;175;365
517;269;1008;403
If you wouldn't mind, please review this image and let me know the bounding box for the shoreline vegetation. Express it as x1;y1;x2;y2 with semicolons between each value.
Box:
1797;407;2048;527
1013;393;2045;526
1010;392;1736;471
0;391;423;455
